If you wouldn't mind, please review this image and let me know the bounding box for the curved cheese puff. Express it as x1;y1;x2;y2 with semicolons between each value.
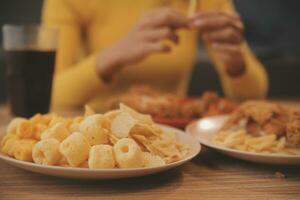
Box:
79;114;110;146
6;118;27;135
33;124;48;140
88;145;115;169
41;122;70;142
49;117;72;129
113;138;143;168
32;138;61;165
1;134;19;156
13;139;37;161
69;116;84;132
59;156;69;167
16;120;34;139
59;132;90;167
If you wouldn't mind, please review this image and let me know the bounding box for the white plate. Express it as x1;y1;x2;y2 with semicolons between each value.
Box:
186;115;300;165
0;125;200;179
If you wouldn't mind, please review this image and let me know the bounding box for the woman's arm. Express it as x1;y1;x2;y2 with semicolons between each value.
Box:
196;0;268;99
43;1;190;107
42;0;104;108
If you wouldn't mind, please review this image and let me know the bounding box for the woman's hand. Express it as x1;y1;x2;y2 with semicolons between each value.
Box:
189;11;246;77
97;8;188;82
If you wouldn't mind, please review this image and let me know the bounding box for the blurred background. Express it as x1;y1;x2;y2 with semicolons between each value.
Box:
0;0;299;102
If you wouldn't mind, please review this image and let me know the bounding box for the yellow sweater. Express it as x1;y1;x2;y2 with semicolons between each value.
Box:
42;0;268;111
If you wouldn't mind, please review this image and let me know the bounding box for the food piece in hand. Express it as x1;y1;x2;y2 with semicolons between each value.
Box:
286;111;300;147
41;122;70;142
13;139;37;161
6;118;27;135
111;112;137;138
142;152;165;167
113;138;143;168
79;114;110;145
59;132;90;167
1;134;19;156
88;145;115;169
32;138;61;165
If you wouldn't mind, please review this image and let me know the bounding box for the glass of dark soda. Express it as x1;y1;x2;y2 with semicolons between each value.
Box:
2;25;58;117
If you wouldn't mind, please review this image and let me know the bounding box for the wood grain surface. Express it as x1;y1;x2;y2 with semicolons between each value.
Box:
1;102;300;200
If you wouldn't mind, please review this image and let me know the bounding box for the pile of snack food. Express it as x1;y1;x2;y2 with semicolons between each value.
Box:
213;101;300;155
108;86;238;120
0;104;188;169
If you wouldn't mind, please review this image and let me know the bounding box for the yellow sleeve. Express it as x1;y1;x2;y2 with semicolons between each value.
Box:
199;0;269;99
42;0;104;108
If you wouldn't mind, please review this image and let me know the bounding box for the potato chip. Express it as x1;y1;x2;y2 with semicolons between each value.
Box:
131;134;160;156
120;103;153;124
84;105;95;117
111;112;137;138
130;123;161;137
6;118;27;135
108;134;119;145
142;152;165;167
104;110;122;121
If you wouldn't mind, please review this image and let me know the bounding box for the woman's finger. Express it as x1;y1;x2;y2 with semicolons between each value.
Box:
202;27;243;44
211;43;241;55
189;14;244;32
141;8;188;29
190;10;240;21
142;42;171;55
143;28;179;44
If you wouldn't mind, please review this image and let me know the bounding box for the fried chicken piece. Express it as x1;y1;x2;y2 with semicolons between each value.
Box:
180;99;206;119
286;110;300;147
108;86;237;120
223;101;290;137
245;118;260;136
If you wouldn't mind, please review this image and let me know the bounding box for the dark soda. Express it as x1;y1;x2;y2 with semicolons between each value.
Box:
4;49;56;117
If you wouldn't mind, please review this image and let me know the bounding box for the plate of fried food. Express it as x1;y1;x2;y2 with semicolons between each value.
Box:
108;86;238;129
0;104;200;179
186;100;300;165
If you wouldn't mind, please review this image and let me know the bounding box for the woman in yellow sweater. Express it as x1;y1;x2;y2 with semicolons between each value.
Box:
42;0;268;111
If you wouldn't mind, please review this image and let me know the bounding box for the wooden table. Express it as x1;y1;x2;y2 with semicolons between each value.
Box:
1;102;300;200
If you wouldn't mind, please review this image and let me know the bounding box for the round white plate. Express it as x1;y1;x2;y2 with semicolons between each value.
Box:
0;125;200;179
186;115;300;165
